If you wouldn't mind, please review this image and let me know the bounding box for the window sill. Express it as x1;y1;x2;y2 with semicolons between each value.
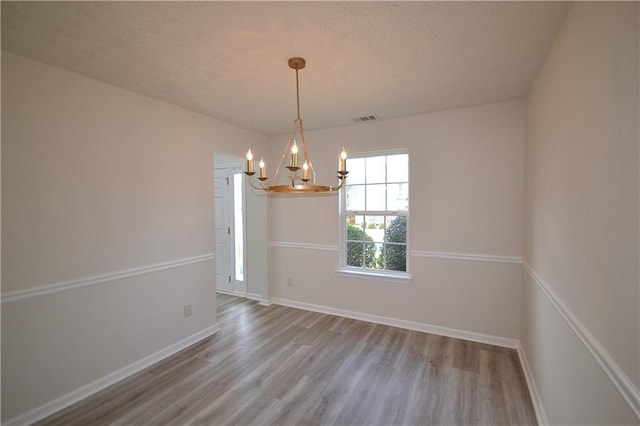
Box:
335;268;412;284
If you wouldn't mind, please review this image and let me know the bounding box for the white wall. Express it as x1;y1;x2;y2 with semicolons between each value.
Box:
522;2;639;424
1;52;267;422
5;3;638;422
245;188;269;301
266;100;525;341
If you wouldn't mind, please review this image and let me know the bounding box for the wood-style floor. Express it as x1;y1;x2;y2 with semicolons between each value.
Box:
38;294;537;425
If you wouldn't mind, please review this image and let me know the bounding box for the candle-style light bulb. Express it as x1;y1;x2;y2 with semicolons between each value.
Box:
339;147;347;172
302;160;309;181
246;149;254;173
259;158;266;178
290;140;299;167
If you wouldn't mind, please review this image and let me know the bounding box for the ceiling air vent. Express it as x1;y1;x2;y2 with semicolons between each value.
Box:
353;114;379;123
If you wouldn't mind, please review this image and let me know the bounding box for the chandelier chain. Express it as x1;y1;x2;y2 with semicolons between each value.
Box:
295;69;301;121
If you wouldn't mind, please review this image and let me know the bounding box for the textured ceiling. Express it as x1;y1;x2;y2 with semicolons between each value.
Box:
2;1;569;136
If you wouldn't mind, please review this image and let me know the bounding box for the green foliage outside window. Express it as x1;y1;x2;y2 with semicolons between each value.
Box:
346;225;377;268
383;216;407;271
347;217;406;271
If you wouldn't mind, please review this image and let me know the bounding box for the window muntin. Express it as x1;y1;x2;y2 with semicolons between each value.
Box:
341;152;408;275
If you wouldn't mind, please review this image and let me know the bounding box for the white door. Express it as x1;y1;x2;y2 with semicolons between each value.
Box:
214;168;232;293
214;166;246;295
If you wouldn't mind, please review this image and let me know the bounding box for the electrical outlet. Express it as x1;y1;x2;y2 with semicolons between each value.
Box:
184;304;192;318
287;277;294;287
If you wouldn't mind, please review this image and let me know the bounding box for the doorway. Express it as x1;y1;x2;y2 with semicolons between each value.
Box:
214;160;247;296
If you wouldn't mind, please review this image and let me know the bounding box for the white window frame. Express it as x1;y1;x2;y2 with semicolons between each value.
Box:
337;149;411;283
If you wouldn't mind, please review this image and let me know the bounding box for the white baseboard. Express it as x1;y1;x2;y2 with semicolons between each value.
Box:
4;323;221;426
217;291;270;306
246;292;271;306
270;297;519;349
246;292;261;300
517;342;549;426
217;289;247;297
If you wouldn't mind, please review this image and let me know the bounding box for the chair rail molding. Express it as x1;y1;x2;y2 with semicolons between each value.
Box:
2;253;216;303
411;250;522;264
522;262;640;420
267;241;338;251
268;241;522;265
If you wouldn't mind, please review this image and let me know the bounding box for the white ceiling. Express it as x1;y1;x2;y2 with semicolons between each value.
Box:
1;1;570;136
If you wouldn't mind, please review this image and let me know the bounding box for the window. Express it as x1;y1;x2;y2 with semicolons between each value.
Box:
233;172;244;282
339;151;409;278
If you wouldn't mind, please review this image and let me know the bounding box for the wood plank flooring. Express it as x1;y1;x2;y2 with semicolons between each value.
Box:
37;294;537;425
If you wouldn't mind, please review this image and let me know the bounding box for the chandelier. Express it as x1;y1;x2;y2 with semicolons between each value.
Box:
244;57;348;194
